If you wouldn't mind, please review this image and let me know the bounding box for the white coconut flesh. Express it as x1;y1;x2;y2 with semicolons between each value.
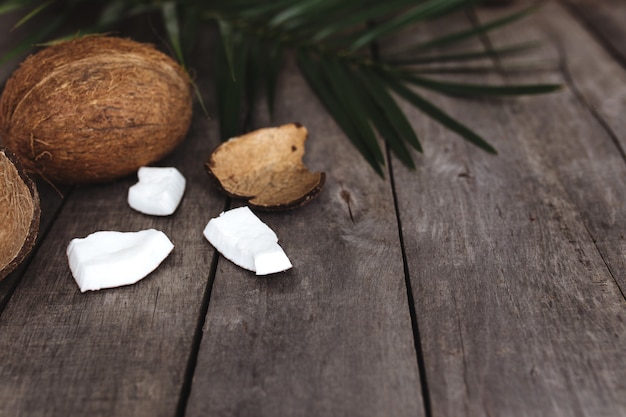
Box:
128;166;186;216
66;229;174;292
203;206;292;275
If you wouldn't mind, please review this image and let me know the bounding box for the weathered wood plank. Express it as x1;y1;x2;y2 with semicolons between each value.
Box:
563;0;626;66
388;3;626;416
485;0;626;298
0;51;228;416
553;0;626;161
184;54;424;416
528;1;626;295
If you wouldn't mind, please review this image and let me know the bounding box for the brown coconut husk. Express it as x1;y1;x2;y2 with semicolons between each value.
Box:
0;146;40;281
206;123;325;211
0;35;193;184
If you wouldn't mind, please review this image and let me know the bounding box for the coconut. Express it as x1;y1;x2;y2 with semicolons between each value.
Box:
0;35;193;184
206;123;325;211
0;146;40;281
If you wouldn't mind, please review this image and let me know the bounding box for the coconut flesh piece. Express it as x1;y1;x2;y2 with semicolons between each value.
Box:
203;206;292;275
66;229;174;292
128;166;186;216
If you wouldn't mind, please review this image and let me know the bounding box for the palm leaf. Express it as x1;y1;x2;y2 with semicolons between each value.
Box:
359;67;422;153
260;40;283;118
0;0;34;15
297;51;385;176
354;69;417;169
1;0;561;176
410;60;558;75
215;27;248;139
10;0;51;30
400;73;562;97
311;0;409;42
382;73;497;154
350;0;475;51
161;1;184;65
385;41;540;65
269;0;329;28
321;57;386;166
395;3;539;54
0;13;66;65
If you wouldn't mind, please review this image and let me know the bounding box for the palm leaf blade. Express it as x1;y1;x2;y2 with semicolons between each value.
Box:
0;0;34;15
350;0;471;51
400;4;539;54
358;87;417;169
384;75;497;154
10;0;52;30
311;0;408;41
401;73;563;96
0;14;66;65
217;19;236;81
386;40;541;65
265;41;283;118
297;51;385;176
361;67;423;153
344;66;417;168
161;1;184;65
321;57;385;165
215;30;247;139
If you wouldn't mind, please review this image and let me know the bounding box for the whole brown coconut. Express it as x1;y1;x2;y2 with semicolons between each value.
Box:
0;146;40;281
0;35;193;184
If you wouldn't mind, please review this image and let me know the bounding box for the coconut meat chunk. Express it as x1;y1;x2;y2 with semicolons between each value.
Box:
66;229;174;292
128;166;186;216
203;206;292;275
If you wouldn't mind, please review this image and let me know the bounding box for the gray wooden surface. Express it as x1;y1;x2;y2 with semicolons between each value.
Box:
1;1;625;416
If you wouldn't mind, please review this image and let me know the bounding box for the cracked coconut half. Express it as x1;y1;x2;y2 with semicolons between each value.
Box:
206;123;325;211
0;147;40;280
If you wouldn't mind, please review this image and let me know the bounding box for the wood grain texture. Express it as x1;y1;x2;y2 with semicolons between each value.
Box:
0;76;227;416
2;3;626;417
184;54;424;417
554;0;626;167
526;1;626;295
485;0;626;302
388;3;626;416
563;0;626;66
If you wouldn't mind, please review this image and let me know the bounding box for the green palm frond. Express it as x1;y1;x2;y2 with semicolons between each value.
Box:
0;0;562;175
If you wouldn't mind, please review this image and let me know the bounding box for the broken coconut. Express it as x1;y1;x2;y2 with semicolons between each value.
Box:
206;123;325;211
128;166;186;216
204;206;292;275
66;229;174;292
0;147;40;280
0;35;193;184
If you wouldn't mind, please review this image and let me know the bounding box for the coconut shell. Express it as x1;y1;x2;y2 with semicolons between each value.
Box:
0;35;193;184
206;123;325;211
0;146;40;281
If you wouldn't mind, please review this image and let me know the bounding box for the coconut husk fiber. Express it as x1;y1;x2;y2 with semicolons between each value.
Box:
0;35;193;184
0;146;39;281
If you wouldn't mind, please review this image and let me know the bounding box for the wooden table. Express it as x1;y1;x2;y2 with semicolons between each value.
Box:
1;1;625;416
